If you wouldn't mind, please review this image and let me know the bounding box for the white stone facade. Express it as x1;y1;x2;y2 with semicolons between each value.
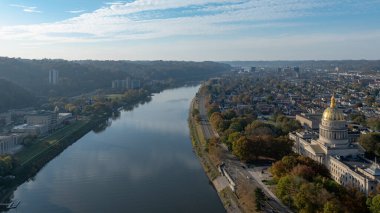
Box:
290;95;380;195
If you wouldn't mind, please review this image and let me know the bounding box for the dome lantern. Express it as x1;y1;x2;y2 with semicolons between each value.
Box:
322;94;344;121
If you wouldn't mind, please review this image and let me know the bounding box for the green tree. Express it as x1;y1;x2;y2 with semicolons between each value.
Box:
294;183;330;212
351;113;366;125
276;175;303;208
271;136;293;159
368;118;380;131
359;133;380;157
232;136;251;162
222;109;236;120
0;155;13;175
229;121;243;132
324;200;343;213
368;195;380;213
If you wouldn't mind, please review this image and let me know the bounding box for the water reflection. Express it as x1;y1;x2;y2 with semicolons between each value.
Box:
7;86;224;213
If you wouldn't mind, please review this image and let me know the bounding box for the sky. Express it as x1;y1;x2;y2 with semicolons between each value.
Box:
0;0;379;61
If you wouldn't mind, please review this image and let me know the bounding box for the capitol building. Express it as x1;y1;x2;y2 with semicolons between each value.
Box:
290;95;380;195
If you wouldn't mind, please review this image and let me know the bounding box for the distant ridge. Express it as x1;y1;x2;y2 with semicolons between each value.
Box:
0;57;231;97
0;78;36;112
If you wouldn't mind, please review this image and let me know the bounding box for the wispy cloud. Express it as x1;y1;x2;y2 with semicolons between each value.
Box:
104;1;127;6
10;4;41;13
1;0;379;45
66;10;86;14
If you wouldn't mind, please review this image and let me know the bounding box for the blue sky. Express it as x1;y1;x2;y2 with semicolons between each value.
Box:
0;0;379;60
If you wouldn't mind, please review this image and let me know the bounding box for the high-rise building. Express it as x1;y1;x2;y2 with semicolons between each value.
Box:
126;77;131;89
49;69;59;85
294;67;300;78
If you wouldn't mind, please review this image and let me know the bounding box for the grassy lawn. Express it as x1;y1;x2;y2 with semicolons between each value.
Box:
15;120;88;166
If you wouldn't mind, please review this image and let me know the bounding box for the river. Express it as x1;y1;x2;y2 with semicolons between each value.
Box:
7;86;224;213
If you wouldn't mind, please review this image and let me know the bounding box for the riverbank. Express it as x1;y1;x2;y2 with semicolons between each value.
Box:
188;98;245;213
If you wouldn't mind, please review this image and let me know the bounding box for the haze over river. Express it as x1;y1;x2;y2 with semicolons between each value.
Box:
7;86;224;213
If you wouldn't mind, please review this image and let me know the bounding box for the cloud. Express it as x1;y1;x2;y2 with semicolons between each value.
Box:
104;1;127;6
1;0;379;49
0;0;326;42
10;4;41;13
66;10;86;14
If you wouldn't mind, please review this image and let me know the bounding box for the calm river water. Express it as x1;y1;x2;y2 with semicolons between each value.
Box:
7;86;224;213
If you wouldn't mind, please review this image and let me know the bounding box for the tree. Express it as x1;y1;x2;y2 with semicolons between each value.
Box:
282;155;298;171
0;155;13;175
222;109;236;120
210;112;224;131
271;136;293;159
245;120;281;137
368;195;380;213
359;133;380;157
351;113;366;125
65;103;77;113
227;132;241;145
324;199;343;213
249;136;267;160
291;165;316;181
270;161;288;179
229;121;243;132
276;175;304;208
207;104;219;118
341;187;369;213
367;118;380;131
294;182;327;212
232;136;252;162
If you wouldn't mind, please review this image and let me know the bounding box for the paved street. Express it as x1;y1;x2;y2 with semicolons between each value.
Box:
198;93;218;139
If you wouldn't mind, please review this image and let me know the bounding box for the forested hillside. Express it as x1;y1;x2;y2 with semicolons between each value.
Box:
0;79;36;112
0;57;231;97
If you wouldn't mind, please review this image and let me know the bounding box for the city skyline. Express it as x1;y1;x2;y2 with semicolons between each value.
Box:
0;0;379;60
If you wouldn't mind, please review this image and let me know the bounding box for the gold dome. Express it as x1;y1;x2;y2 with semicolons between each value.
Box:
322;95;344;121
